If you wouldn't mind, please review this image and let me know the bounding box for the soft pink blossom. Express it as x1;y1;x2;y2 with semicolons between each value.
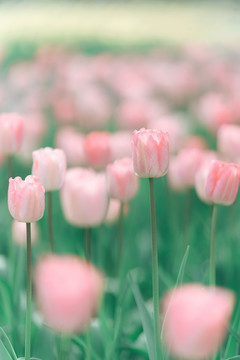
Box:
8;175;45;222
107;158;139;202
132;128;169;178
34;254;104;334
84;132;112;169
161;283;235;360
0;113;24;155
218;124;240;161
61;168;108;227
32;147;66;191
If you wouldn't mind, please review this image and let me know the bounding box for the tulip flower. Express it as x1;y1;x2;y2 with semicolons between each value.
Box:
32;147;66;252
84;131;112;169
132;128;169;178
34;254;104;334
8;175;45;360
107;158;139;203
132;128;169;359
218;124;240;162
161;283;235;360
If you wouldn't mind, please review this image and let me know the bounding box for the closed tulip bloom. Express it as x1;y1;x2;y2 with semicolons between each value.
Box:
218;124;240;161
132;128;169;178
61;168;108;227
0;113;24;155
161;283;235;360
12;220;39;245
32;147;66;191
84;132;112;169
107;158;139;202
8;175;45;222
34;254;104;334
205;160;239;205
168;148;203;191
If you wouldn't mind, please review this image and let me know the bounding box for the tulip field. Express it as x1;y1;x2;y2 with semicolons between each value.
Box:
1;2;240;360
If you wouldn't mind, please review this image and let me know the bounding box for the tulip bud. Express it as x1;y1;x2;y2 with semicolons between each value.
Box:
61;167;108;227
161;283;235;360
205;160;239;206
106;158;139;202
84;131;112;170
132;128;169;178
0;113;24;155
32;147;66;191
218;124;240;161
34;254;104;334
8;175;45;222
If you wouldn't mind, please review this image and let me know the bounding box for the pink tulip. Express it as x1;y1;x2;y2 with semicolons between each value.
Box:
218;124;240;161
168;148;203;191
161;283;235;360
0;113;24;155
109;131;132;161
8;175;45;222
84;132;112;169
104;199;121;224
107;158;139;202
32;147;66;191
34;254;104;334
205;160;239;205
55;126;86;167
61;167;108;227
132;128;169;178
12;220;39;245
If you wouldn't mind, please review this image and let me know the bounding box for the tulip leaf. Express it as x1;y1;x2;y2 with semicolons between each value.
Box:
128;271;156;360
176;245;190;286
225;357;240;360
0;338;13;360
0;327;17;360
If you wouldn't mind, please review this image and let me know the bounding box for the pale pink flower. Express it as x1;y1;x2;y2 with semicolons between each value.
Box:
132;128;169;178
32;147;66;191
55;126;86;167
34;254;104;334
107;158;139;202
182;135;208;151
104;199;121;224
161;283;235;360
61;168;108;227
84;132;112;169
168;148;203;191
8;175;45;222
109;131;132;161
12;220;39;245
218;124;240;161
205;160;239;206
0;113;24;155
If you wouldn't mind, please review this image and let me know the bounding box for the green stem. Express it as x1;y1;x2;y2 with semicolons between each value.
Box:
148;178;160;360
47;192;54;252
85;329;91;360
84;227;91;261
7;155;13;180
59;334;71;360
25;222;32;360
117;202;124;274
209;205;218;286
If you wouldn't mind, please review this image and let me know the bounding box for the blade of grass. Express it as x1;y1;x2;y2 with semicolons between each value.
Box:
128;271;156;360
0;327;17;360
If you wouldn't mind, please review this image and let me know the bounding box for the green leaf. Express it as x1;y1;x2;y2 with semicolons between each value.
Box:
0;327;17;360
225;357;240;360
72;336;101;360
229;328;240;344
176;245;190;286
0;338;13;360
128;271;156;360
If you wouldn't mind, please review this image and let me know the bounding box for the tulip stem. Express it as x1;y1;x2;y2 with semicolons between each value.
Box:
25;222;32;360
148;178;160;360
117;202;124;273
84;227;91;261
47;192;54;252
59;334;70;360
7;155;13;180
210;205;218;286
